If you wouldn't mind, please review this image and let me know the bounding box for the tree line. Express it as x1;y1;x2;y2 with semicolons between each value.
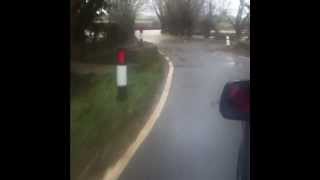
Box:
153;0;250;37
71;0;250;46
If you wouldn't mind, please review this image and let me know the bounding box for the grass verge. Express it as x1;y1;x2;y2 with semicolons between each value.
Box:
232;40;250;57
219;39;250;57
71;46;165;180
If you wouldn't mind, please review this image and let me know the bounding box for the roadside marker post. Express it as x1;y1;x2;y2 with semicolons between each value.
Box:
116;49;127;101
226;35;230;46
139;28;144;46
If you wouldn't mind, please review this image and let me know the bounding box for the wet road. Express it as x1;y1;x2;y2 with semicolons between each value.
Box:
120;30;250;180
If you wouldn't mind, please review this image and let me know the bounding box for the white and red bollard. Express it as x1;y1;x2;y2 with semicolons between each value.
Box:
226;35;230;46
117;49;127;100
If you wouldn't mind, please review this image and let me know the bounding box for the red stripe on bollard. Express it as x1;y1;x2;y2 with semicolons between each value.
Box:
117;49;126;65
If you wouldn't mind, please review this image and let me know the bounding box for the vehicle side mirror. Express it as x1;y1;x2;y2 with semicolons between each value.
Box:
219;80;250;121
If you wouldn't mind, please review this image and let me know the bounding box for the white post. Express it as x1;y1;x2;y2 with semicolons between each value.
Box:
139;29;143;45
226;35;230;46
117;66;127;87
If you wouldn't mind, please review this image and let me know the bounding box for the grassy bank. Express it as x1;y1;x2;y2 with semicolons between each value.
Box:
232;40;250;57
71;46;165;180
219;38;250;57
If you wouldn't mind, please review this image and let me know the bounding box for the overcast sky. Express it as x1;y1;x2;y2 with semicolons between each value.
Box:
139;0;249;17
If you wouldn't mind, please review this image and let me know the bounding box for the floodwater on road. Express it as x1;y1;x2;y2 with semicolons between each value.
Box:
121;29;250;180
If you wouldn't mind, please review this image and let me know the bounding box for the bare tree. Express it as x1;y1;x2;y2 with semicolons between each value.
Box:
196;0;233;37
152;0;205;36
210;0;231;15
243;3;250;39
108;0;147;40
200;1;214;38
152;0;170;33
228;0;250;38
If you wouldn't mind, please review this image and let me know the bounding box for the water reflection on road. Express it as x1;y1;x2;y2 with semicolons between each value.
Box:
120;29;250;180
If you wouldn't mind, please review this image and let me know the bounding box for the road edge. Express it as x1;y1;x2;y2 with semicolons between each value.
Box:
102;50;174;180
